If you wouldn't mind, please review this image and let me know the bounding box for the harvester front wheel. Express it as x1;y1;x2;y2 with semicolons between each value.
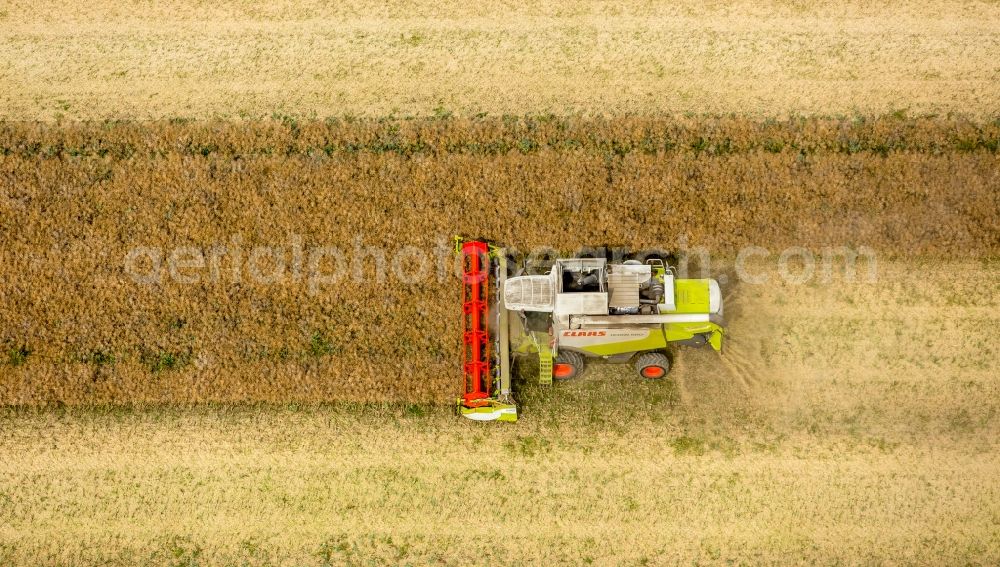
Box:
553;351;585;380
635;352;670;379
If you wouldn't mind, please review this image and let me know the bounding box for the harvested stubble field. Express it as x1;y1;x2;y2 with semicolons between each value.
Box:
0;117;997;405
2;0;1000;120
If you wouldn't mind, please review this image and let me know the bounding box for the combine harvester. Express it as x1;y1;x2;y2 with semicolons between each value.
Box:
457;238;725;422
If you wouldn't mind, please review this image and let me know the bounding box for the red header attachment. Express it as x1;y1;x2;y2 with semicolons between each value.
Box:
460;241;491;407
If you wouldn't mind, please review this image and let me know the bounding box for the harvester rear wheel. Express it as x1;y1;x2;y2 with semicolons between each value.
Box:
553;351;585;380
635;352;670;379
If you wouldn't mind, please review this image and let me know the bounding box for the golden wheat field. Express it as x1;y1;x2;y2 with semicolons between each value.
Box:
2;0;1000;119
1;118;997;405
2;260;998;565
2;0;1000;564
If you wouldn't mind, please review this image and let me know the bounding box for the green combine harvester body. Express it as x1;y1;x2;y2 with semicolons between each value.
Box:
456;239;724;422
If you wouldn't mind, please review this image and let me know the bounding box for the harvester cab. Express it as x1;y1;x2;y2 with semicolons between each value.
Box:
456;239;725;422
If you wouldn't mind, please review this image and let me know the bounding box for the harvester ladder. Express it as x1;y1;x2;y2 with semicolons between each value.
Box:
537;344;553;386
461;241;491;406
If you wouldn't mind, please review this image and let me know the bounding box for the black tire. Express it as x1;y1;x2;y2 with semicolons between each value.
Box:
553;350;585;380
634;352;670;379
